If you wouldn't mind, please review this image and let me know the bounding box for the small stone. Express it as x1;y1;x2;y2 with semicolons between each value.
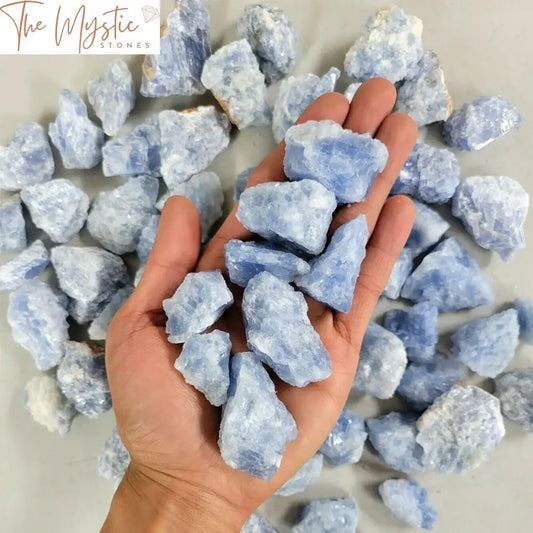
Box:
137;214;160;263
243;272;331;387
0;240;49;291
163;271;233;344
175;330;231;406
291;498;358;533
416;386;505;473
242;513;278;533
272;68;340;143
48;90;104;169
23;374;76;436
20;179;90;243
344;82;362;103
452;176;529;261
141;0;211;97
88;59;136;136
494;369;533;433
237;180;337;256
383;249;413;299
515;299;533;344
405;200;450;258
451;309;519;378
225;239;310;288
319;409;367;466
234;167;255;201
98;427;130;484
276;454;323;496
8;280;69;370
344;6;423;84
296;216;368;313
353;322;407;399
379;479;437;531
0;195;26;252
401;238;494;313
88;286;134;340
219;352;297;480
87;176;159;255
0;122;54;191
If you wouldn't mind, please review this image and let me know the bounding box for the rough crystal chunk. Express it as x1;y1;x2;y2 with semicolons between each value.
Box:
515;299;533;344
276;454;323;496
0;240;49;291
242;272;331;387
494;369;533;433
405;200;450;257
242;513;278;533
344;82;362;103
136;214;160;263
291;498;358;533
98;427;130;484
383;248;413;299
88;286;133;340
0;195;26;251
234;167;255;201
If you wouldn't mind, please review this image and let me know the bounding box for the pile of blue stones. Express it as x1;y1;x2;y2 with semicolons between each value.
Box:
0;1;531;531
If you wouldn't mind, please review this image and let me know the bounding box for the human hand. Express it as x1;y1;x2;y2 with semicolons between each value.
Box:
103;79;417;532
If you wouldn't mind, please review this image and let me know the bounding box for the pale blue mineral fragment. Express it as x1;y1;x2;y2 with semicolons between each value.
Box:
24;374;76;436
237;180;337;255
98;427;130;484
344;82;362;103
452;176;529;260
276;454;324;496
344;6;423;84
405;201;450;257
20;179;90;243
353;322;407;399
141;0;211;97
242;272;331;387
272;68;340;143
8;280;69;370
319;409;367;466
88;60;136;136
451;309;519;378
88;286;133;340
234;167;255;201
383;249;413;299
87;176;159;255
242;513;278;533
296;216;368;313
515;299;533;344
225;239;310;287
219;352;297;480
136;214;160;263
0;240;49;291
401;238;494;312
379;479;437;530
236;4;297;85
416;386;505;473
284;121;388;204
163;270;233;344
0;122;54;191
0;195;26;251
494;369;533;433
175;330;231;406
291;498;358;533
48;90;104;169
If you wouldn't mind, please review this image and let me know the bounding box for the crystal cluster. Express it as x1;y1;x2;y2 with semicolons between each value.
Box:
0;240;49;291
234;167;255;201
494;369;533;433
405;200;450;257
0;195;26;252
98;427;130;484
291;498;358;533
276;454;323;496
515;299;533;344
88;286;133;340
383;248;413;299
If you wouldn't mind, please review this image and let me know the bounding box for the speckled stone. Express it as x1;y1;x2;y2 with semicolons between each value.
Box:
88;286;133;340
405;200;450;257
234;167;255;201
494;368;533;433
276;454;323;496
98;427;130;484
291;498;358;533
0;195;26;252
344;82;363;102
515;299;533;344
241;513;278;533
0;240;49;291
383;249;413;299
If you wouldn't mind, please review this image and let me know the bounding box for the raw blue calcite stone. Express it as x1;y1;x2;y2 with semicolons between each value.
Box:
0;122;54;191
137;214;160;263
344;6;423;83
51;245;130;324
141;0;211;97
219;352;297;480
8;280;69;370
57;341;111;419
163;270;233;344
272;68;340;143
201;40;269;129
88;286;133;340
0;240;49;291
98;427;130;484
242;513;278;533
284;121;388;204
344;82;362;103
353;322;407;399
88;59;135;136
384;302;439;364
0;195;26;252
397;354;467;412
494;369;533;433
87;176;159;255
401;238;494;313
23;374;76;436
319;409;367;466
237;180;337;256
515;299;533;344
366;412;424;473
242;272;331;387
48;90;104;169
291;498;358;533
296;216;368;313
451;309;519;378
20;179;90;243
452;175;529;260
276;454;323;496
225;239;310;288
379;479;437;530
416;386;505;473
392;143;460;204
235;4;297;85
405;200;450;257
234;167;255;201
443;95;522;151
159;107;231;188
396;50;452;126
175;330;231;406
383;248;413;299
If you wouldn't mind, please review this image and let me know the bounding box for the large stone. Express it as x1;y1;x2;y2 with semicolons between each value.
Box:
494;368;533;433
291;498;358;533
276;454;323;496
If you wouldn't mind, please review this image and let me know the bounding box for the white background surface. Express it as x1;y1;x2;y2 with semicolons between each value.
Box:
0;1;532;531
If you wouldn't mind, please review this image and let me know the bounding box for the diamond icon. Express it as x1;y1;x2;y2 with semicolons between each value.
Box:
142;5;160;23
